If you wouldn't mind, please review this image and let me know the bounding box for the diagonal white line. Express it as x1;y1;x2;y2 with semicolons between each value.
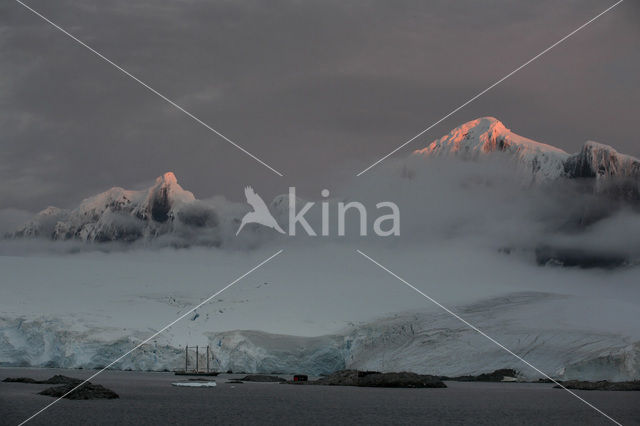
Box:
356;0;624;176
14;0;284;177
18;249;284;426
356;249;622;426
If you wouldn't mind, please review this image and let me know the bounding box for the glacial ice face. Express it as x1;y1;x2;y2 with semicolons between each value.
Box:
2;293;638;380
206;330;347;375
342;293;639;381
0;317;182;371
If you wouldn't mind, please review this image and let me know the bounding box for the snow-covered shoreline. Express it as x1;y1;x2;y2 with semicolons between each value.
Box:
3;290;639;381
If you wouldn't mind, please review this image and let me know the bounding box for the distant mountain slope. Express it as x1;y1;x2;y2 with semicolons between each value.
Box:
565;141;640;179
564;141;640;199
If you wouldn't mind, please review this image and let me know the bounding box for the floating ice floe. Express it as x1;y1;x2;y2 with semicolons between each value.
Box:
171;381;217;387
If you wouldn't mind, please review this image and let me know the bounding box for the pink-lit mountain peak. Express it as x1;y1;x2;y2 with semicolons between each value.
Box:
415;117;567;157
413;117;570;181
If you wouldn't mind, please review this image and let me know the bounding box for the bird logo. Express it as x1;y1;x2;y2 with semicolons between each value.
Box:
236;186;286;235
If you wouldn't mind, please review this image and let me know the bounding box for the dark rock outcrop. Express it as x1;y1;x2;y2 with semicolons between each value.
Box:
239;374;286;382
535;246;628;269
3;374;118;399
440;368;519;382
555;380;640;391
39;382;119;399
3;374;83;385
2;377;39;384
308;370;446;388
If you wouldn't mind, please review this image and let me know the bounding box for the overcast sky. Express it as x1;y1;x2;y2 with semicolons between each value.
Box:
1;0;638;211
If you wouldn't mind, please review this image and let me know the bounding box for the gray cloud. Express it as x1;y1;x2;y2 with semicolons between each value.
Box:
0;0;637;211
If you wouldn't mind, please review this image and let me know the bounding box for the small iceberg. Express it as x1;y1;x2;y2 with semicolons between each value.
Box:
172;381;217;387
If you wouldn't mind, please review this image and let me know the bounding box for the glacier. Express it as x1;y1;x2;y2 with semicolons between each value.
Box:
2;292;639;380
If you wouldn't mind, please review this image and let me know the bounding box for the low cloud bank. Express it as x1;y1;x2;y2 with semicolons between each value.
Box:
2;156;639;268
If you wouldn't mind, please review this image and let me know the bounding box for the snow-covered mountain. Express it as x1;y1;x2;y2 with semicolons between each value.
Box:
413;117;570;183
8;173;315;246
564;141;640;199
11;172;225;244
412;117;640;196
565;140;640;180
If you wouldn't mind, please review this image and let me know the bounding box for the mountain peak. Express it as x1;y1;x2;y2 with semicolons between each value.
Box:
157;171;178;186
12;172;198;242
409;118;640;199
448;116;506;137
564;141;640;179
413;117;569;182
147;172;195;204
415;117;567;156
